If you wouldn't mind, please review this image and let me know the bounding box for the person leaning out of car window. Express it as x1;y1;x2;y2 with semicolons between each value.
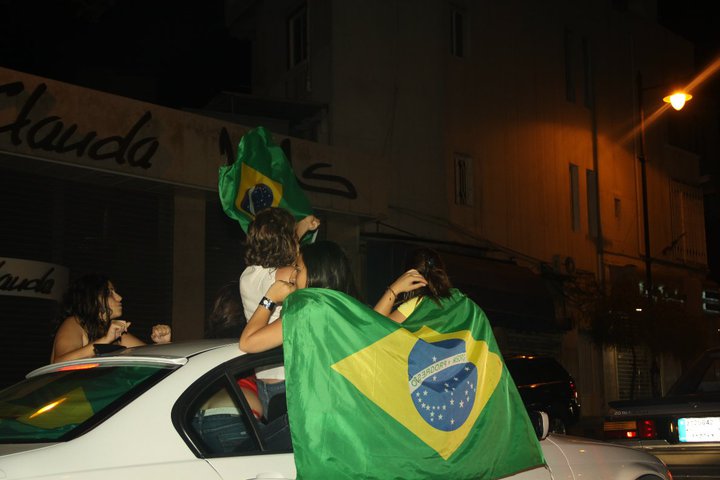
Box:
50;273;171;363
205;280;263;420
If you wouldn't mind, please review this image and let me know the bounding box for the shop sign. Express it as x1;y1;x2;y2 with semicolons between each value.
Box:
0;258;68;301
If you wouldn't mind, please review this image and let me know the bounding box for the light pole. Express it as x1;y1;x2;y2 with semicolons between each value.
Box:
635;72;692;305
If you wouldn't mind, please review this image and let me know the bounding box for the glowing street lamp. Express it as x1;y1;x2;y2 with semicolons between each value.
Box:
663;92;693;111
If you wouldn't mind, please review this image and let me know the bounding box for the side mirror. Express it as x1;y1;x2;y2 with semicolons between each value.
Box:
527;410;550;440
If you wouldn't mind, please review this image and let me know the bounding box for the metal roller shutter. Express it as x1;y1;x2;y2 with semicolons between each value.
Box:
0;161;174;388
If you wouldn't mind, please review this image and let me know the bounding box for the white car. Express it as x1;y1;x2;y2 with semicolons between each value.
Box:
0;340;671;479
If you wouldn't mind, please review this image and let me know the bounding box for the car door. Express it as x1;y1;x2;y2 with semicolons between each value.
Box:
175;351;296;480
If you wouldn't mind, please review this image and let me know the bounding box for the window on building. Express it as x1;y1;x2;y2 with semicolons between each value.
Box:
454;154;473;206
288;5;308;68
564;28;575;102
586;169;598;238
614;196;622;218
669;180;707;265
582;37;593;108
450;9;465;58
569;164;580;231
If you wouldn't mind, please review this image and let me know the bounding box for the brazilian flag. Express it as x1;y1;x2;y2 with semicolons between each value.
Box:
218;126;312;233
283;288;546;480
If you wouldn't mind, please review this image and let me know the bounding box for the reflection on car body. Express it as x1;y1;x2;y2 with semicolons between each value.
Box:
604;346;720;479
0;340;672;479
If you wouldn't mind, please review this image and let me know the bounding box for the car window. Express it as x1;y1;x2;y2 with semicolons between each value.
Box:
183;361;292;458
697;358;720;393
668;351;720;395
0;363;175;443
506;358;568;385
187;377;261;457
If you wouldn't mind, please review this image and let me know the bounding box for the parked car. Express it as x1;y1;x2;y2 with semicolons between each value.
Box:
505;354;581;433
0;340;671;479
604;346;720;479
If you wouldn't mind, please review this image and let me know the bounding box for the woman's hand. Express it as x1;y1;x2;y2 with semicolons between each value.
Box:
389;269;428;295
100;320;129;344
373;269;427;318
296;214;321;239
151;324;172;344
266;279;297;305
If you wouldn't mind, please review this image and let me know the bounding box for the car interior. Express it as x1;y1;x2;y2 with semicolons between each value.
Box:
185;361;292;458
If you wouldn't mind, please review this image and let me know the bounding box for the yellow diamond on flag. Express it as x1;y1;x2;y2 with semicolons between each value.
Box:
234;162;284;215
331;326;502;460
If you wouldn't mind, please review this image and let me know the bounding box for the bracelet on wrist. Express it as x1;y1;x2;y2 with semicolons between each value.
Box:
387;286;398;298
259;296;277;311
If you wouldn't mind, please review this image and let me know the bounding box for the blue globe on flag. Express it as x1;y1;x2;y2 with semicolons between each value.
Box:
408;338;478;431
240;183;274;216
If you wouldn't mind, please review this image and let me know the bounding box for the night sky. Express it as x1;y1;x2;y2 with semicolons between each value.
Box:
1;1;717;109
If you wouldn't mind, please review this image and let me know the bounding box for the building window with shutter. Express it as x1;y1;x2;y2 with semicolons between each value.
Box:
586;169;598;238
288;5;308;68
564;28;576;102
454;154;473;206
450;9;465;58
668;180;707;265
569;163;580;231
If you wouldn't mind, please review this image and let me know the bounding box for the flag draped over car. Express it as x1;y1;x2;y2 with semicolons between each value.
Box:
282;288;546;480
217;126;312;233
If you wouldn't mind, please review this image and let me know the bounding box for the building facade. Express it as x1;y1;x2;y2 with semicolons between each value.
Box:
222;0;717;418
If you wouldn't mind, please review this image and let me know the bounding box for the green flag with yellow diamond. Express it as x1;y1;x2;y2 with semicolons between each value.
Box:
218;126;312;233
283;288;545;480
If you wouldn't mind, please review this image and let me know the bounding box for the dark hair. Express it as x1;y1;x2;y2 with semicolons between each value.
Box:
401;247;452;304
205;281;246;338
59;273;114;342
244;207;298;268
300;240;360;300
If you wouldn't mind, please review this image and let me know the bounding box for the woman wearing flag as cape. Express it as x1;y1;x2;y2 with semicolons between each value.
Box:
373;247;450;323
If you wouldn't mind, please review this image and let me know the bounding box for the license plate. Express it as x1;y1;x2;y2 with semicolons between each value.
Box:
678;417;720;442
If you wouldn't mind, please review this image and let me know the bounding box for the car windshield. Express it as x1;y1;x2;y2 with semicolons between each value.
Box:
668;352;720;395
0;362;176;443
505;357;567;386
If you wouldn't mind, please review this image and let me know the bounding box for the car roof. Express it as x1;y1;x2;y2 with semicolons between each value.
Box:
27;339;240;378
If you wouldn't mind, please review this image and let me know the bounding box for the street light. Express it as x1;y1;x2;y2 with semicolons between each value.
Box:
636;72;692;307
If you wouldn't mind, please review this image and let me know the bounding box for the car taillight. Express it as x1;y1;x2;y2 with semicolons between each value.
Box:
604;419;657;440
569;380;578;399
638;419;656;438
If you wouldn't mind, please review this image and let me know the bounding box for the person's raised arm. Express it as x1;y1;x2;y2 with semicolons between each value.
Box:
51;318;128;363
295;214;320;240
373;269;427;321
239;280;296;353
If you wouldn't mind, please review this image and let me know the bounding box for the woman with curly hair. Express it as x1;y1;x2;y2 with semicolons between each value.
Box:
50;273;171;363
239;207;319;413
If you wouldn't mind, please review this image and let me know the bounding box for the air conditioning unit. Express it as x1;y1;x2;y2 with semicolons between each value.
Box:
702;289;720;314
551;255;576;275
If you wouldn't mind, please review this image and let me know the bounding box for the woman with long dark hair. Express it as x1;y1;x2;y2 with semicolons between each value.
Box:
51;273;171;363
238;240;359;353
373;247;452;323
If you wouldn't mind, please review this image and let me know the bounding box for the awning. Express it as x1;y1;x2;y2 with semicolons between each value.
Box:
442;252;558;332
363;237;558;332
